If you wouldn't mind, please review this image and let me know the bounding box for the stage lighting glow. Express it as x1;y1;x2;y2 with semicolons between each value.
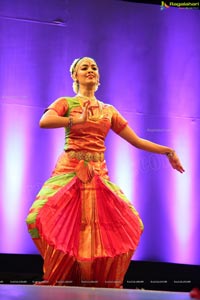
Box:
111;138;135;202
170;125;195;264
2;106;28;252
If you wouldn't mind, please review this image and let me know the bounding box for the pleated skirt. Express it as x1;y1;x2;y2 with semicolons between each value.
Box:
26;151;144;288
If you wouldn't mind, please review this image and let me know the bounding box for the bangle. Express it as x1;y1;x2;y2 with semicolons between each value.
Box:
68;117;73;128
166;150;175;159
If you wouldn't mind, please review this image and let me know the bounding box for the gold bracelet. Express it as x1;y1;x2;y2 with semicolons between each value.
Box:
166;150;175;159
68;117;73;128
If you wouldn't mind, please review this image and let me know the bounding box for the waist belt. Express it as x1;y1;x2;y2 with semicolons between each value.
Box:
67;150;104;162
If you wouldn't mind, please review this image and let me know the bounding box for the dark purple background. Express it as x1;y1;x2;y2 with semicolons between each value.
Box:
0;0;199;265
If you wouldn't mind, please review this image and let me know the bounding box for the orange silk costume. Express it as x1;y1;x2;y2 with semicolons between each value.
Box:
26;97;144;288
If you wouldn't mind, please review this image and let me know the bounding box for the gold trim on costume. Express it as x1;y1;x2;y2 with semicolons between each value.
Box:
67;150;104;162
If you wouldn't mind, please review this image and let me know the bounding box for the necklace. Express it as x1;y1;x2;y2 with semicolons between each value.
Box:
76;94;103;121
77;93;96;101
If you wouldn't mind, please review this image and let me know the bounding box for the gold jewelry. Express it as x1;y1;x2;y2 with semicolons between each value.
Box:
68;117;73;128
88;102;103;121
77;93;97;101
77;95;103;121
67;150;104;162
166;150;175;159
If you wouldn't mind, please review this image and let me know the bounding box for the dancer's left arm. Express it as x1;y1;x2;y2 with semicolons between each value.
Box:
118;125;185;173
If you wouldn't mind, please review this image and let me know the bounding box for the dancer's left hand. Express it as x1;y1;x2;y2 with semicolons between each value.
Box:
168;152;185;173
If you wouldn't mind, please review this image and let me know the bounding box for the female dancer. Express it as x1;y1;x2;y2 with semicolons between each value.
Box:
26;57;184;288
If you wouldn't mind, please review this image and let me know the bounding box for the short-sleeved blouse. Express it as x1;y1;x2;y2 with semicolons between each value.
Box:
47;97;128;153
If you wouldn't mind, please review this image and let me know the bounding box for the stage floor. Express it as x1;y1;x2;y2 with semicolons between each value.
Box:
0;285;192;300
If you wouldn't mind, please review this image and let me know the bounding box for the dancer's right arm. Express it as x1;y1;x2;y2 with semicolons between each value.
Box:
39;102;89;128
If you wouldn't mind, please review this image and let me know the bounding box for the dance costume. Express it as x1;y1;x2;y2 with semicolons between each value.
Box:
26;97;144;288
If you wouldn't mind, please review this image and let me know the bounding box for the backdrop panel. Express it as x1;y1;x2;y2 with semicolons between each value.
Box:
0;0;199;265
